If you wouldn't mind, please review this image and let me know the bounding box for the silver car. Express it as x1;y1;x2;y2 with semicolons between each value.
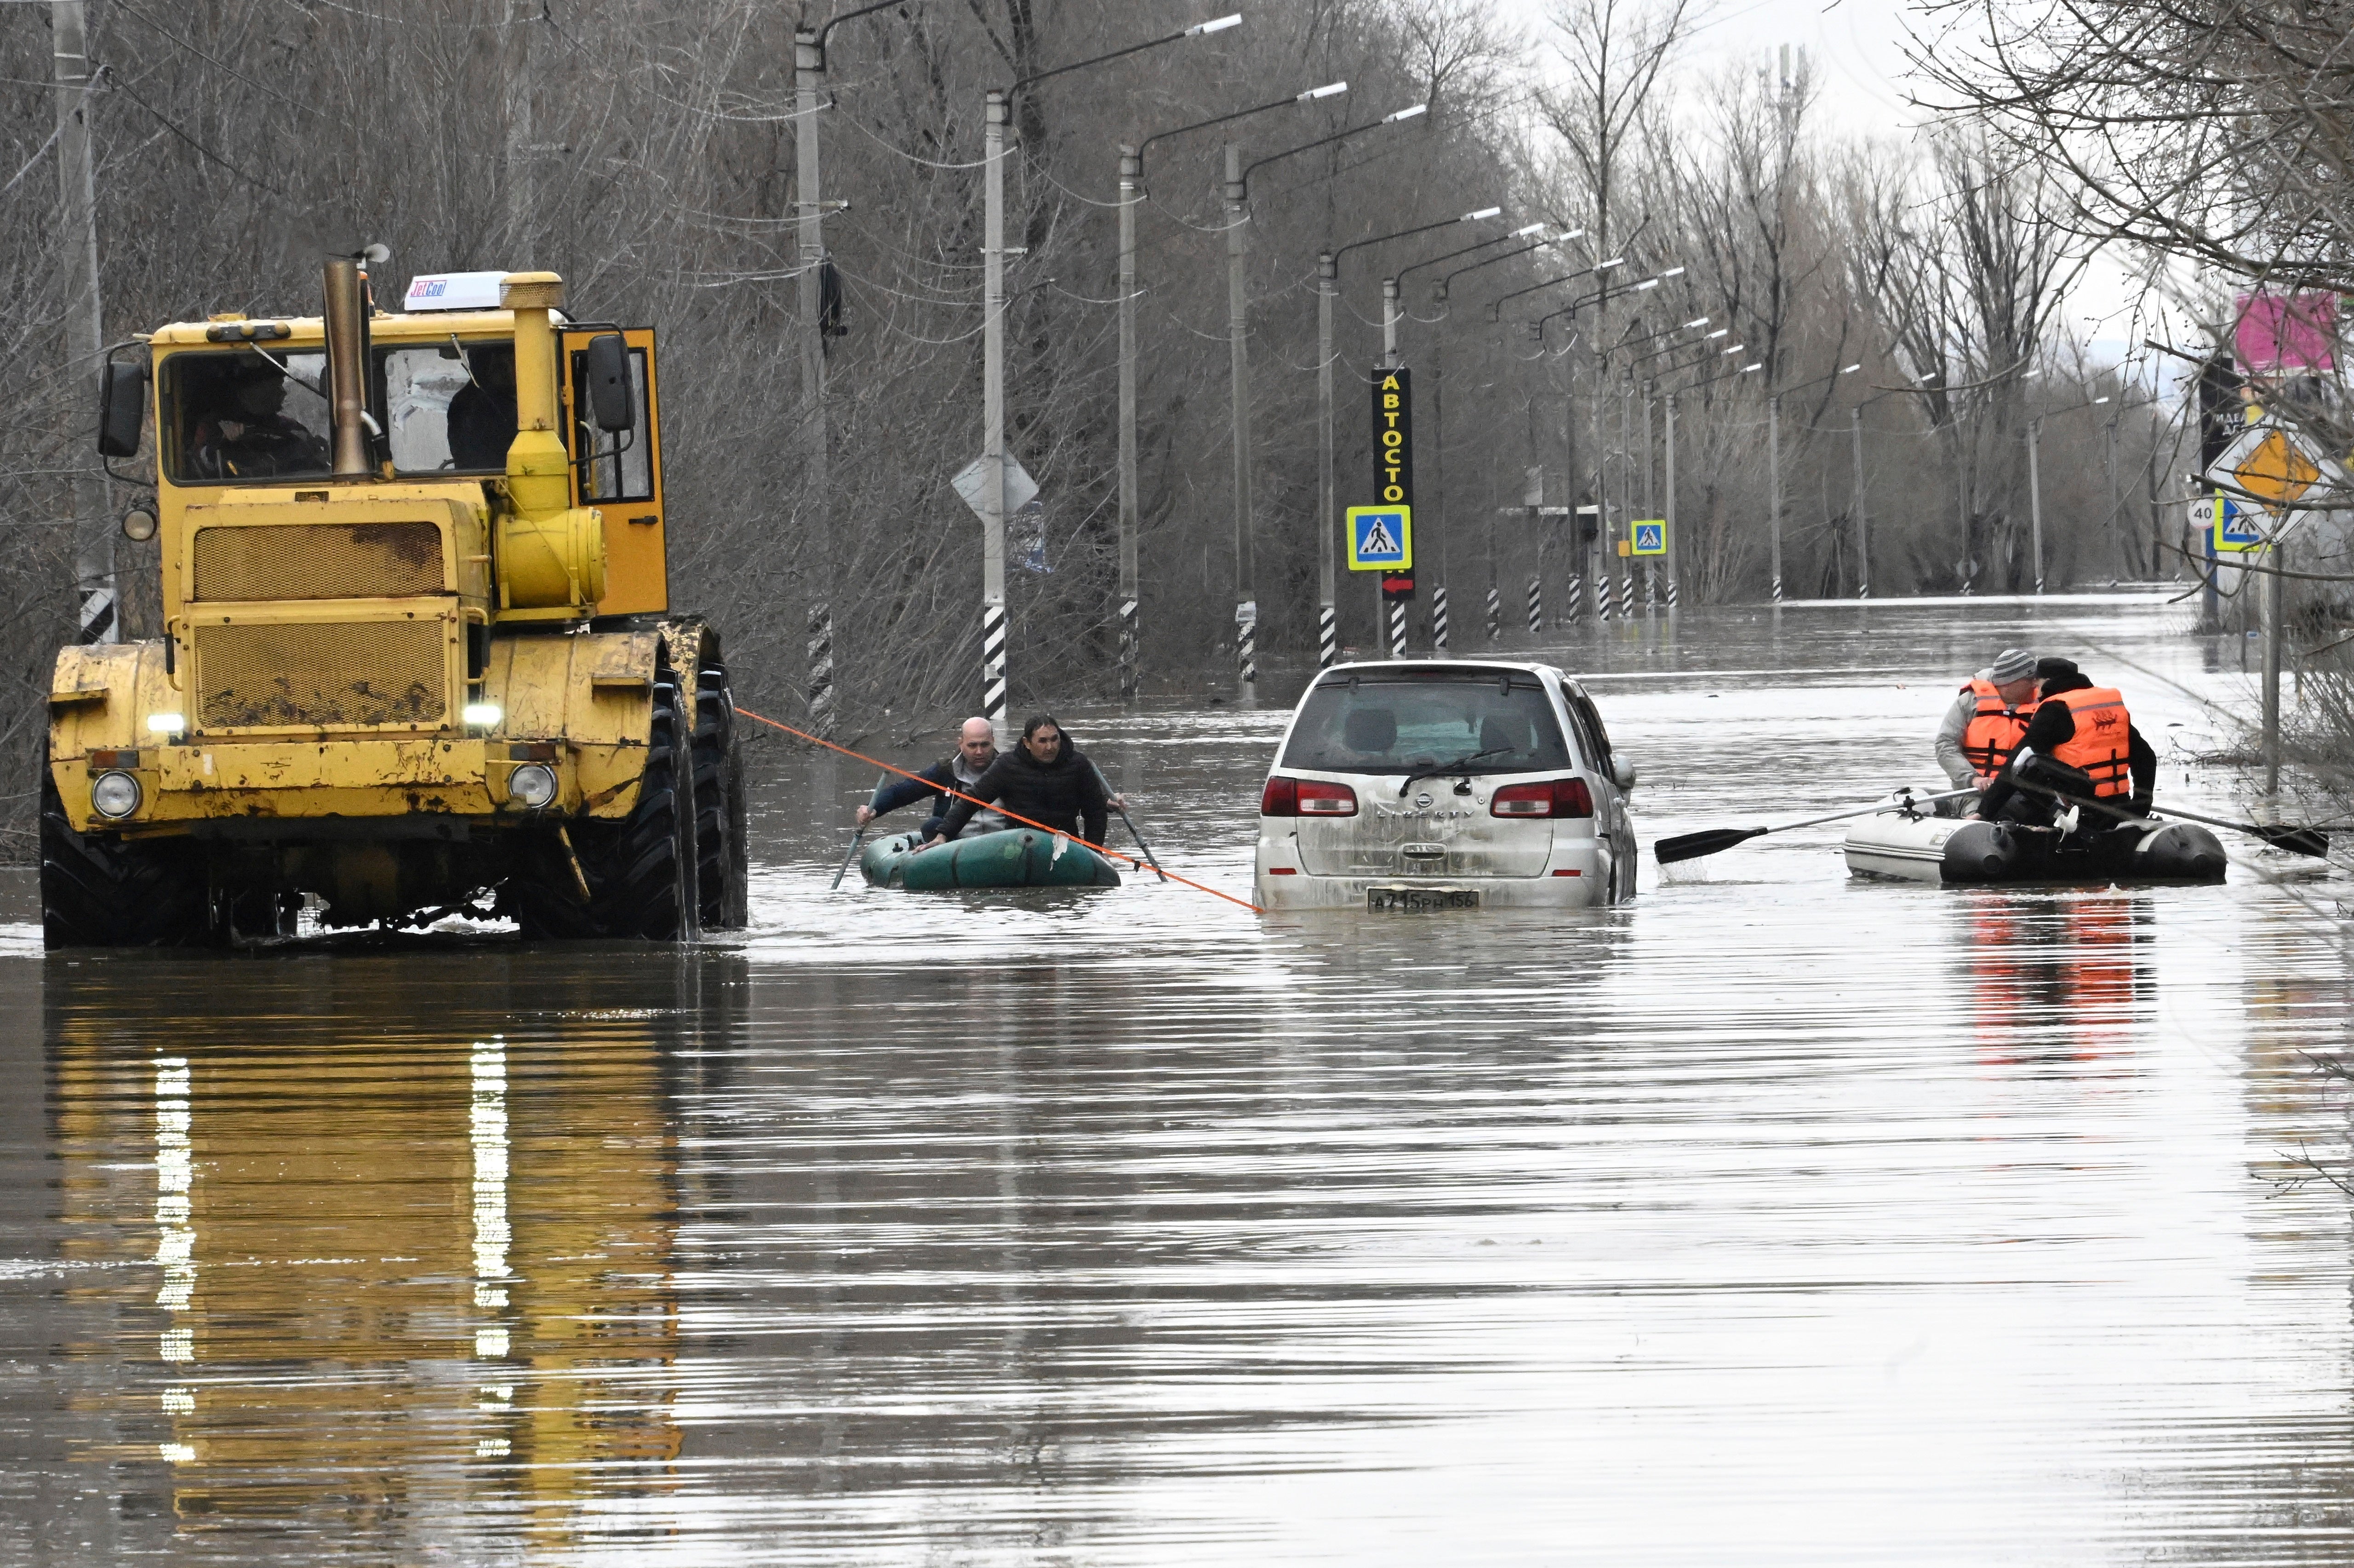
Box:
1253;659;1638;911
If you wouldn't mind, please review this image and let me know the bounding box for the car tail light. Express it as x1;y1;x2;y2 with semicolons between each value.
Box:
1491;777;1594;818
1260;776;1357;816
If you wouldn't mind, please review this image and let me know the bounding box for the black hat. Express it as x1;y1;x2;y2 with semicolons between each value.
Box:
2034;656;2080;682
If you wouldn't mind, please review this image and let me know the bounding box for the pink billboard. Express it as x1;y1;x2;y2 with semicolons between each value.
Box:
2234;291;2339;374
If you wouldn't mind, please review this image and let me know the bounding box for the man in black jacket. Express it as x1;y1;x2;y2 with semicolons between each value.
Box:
1978;657;2157;826
857;717;1008;839
931;714;1110;845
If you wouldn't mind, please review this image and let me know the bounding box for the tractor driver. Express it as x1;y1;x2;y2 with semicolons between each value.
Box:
446;343;518;470
188;357;331;480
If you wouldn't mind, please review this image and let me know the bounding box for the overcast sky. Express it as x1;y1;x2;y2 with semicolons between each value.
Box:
1489;0;1931;139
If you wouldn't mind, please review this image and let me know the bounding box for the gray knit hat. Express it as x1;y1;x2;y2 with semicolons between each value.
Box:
1987;647;2038;684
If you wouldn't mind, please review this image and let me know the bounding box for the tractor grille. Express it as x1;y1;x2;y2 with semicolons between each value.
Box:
193;619;448;730
192;522;446;601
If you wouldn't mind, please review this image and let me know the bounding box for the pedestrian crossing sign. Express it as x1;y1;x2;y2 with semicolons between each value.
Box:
1632;519;1667;555
1346;505;1412;570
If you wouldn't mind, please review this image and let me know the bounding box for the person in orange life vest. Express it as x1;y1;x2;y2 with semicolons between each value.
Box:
1934;646;2040;814
1977;657;2156;826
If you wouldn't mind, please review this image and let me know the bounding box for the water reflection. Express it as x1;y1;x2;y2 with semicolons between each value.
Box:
39;951;707;1557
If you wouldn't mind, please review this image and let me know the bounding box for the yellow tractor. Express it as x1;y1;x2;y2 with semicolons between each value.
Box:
41;260;745;942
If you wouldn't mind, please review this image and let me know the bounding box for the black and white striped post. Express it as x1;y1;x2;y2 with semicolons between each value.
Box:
981;600;1007;735
1527;575;1543;635
1594;564;1611;623
1619;570;1634;620
1119;595;1138;696
77;577;115;645
1318;603;1338;667
1387;597;1407;658
806;602;835;735
1486;583;1501;643
1236;600;1258;692
1431;585;1449;650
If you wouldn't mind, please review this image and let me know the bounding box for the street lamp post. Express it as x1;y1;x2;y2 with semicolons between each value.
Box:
1324;194;1497;660
1217;104;1427;669
2024;393;2110;596
982;15;1238;740
1765;362;1859;603
792;0;901;735
1124;81;1345;705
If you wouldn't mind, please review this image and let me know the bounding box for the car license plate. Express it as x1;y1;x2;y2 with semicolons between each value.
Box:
1367;886;1479;912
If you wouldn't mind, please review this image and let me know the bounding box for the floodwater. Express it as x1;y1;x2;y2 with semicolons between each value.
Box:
4;597;2352;1565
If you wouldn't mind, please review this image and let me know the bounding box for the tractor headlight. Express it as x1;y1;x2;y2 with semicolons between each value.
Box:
463;701;502;729
91;770;142;819
509;763;557;810
145;712;185;737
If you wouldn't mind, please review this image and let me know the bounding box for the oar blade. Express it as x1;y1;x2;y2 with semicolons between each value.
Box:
2259;824;2331;858
1653;825;1767;865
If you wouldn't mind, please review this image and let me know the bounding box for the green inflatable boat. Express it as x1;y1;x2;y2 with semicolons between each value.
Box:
858;828;1122;891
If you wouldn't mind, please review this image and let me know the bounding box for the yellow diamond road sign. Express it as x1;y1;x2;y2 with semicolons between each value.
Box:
2234;428;2320;504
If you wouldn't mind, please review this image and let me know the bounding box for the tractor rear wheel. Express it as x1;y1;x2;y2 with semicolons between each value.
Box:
38;763;212;948
692;660;747;930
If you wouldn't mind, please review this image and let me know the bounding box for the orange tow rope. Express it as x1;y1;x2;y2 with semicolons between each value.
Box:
733;705;1263;913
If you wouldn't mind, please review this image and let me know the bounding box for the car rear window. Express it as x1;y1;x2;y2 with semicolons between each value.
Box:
1280;669;1573;776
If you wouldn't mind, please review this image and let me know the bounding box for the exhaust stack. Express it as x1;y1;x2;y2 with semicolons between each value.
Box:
322;257;371;477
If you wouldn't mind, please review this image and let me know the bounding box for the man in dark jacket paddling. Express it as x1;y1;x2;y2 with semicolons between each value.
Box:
930;714;1111;846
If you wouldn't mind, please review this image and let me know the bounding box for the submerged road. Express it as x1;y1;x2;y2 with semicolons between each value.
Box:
2;598;2350;1564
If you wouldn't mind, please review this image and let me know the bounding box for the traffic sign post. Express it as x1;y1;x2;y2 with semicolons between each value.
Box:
1631;519;1666;556
1347;506;1412;570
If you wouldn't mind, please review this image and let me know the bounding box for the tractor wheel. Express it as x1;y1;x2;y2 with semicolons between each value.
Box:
506;652;697;941
691;660;747;930
38;763;212;948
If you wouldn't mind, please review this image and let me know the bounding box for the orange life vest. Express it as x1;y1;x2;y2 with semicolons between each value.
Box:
2046;686;2133;798
1959;678;2035;783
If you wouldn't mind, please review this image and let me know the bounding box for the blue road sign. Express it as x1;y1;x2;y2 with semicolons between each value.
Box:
1346;505;1413;570
2205;492;2266;553
1631;519;1667;556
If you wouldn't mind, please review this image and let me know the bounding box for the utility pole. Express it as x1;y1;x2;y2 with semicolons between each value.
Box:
2263;533;2282;791
1851;405;1869;599
2026;416;2046;594
504;0;535;245
1223;143;1257;702
1767;391;1783;604
2103;409;2121;576
1318;251;1337;667
1639;382;1654;614
1381;280;1405;660
51;0;114;644
1664;391;1679;612
1431;353;1447;650
794;27;835;734
1118;146;1142;697
981;90;1010;741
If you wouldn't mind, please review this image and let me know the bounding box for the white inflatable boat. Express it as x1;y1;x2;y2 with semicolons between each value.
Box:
1844;797;2227;885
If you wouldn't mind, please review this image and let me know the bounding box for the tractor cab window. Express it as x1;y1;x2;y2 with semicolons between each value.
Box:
380;341;514;474
570;343;653;502
162;350;332;484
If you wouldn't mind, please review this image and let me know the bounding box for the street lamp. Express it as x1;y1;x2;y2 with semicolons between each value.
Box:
2024;391;2110;597
1758;361;1860;603
793;0;908;735
1321;201;1503;661
1435;228;1581;302
1116;77;1349;703
1226;102;1428;669
977;15;1240;740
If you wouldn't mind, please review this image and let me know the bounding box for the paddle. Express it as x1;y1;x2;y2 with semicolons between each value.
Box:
2016;781;2332;859
830;770;890;889
1090;763;1166;883
1654;787;1977;865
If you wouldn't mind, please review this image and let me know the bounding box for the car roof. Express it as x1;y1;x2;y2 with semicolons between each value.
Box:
1315;658;1565;680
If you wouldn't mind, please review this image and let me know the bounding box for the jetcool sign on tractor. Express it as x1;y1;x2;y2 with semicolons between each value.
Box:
1370;368;1414;600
